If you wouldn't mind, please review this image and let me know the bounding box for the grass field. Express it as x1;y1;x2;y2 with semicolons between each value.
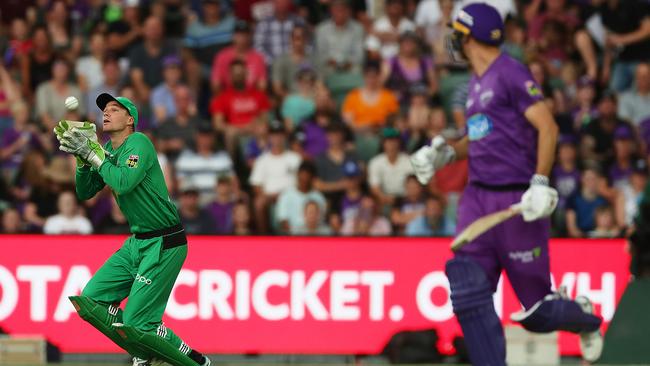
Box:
4;363;650;366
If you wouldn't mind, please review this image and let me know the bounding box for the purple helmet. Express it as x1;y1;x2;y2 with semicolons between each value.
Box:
451;3;504;46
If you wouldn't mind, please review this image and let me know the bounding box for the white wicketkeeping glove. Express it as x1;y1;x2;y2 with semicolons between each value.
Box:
520;174;559;222
409;135;456;185
54;120;98;167
59;128;110;169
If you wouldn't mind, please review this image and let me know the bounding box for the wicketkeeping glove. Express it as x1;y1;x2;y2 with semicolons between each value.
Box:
409;135;456;185
54;120;98;167
520;174;559;222
59;128;110;169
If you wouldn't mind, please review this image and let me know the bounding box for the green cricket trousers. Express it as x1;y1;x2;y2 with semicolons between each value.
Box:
82;223;190;349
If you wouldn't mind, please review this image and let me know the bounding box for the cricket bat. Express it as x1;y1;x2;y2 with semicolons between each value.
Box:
451;203;523;251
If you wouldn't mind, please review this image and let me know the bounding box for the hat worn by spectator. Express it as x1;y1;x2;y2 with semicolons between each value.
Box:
382;126;401;139
325;120;347;133
633;159;648;175
96;93;139;129
614;125;633;140
234;20;251;33
269;120;286;134
197;121;214;134
343;160;361;177
180;180;200;195
598;89;617;104
577;75;595;89
558;134;578;145
162;54;182;68
399;31;420;43
410;84;429;97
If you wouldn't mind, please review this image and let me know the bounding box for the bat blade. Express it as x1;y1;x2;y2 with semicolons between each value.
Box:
451;204;522;251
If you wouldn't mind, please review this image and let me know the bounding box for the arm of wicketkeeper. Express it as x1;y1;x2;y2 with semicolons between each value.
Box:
95;133;154;195
75;165;106;200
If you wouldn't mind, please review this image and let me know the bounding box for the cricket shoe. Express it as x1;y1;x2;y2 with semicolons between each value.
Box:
576;295;603;363
132;357;151;366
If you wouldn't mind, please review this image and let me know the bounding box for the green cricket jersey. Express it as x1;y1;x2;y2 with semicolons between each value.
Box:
75;132;180;234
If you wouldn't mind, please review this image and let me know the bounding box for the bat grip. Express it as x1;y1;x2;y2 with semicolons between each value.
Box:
510;203;523;213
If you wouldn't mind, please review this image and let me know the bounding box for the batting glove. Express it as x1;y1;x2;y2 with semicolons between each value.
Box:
60;128;109;169
409;136;456;185
520;174;558;222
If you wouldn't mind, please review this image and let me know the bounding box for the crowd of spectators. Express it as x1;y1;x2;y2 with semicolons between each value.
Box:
0;0;648;238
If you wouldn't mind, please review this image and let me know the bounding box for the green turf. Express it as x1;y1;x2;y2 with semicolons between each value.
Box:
3;364;649;366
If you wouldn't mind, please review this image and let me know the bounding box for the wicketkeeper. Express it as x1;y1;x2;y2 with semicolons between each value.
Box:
55;93;211;366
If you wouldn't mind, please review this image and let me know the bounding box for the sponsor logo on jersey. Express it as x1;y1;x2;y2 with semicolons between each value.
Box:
479;89;494;107
126;154;139;168
509;246;542;263
467;113;493;141
135;273;152;285
525;80;542;97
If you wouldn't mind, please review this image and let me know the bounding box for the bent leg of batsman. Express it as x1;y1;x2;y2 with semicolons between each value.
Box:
119;237;209;366
501;215;603;362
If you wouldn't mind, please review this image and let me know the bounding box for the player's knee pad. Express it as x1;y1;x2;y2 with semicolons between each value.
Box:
445;257;506;366
69;295;121;323
510;293;602;333
446;257;494;316
69;296;149;359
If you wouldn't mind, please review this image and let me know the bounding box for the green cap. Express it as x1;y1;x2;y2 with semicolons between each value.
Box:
382;126;401;139
96;93;139;129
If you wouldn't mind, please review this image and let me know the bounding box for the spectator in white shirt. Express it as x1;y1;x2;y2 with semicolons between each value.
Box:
618;63;650;126
175;122;234;205
75;32;106;92
366;0;416;59
276;161;327;234
249;119;302;233
368;127;414;207
43;191;93;235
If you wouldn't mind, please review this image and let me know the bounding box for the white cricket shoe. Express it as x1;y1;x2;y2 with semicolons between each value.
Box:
132;357;151;366
576;296;603;363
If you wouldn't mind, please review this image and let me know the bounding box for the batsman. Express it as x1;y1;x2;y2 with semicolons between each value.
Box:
54;93;211;366
410;4;603;365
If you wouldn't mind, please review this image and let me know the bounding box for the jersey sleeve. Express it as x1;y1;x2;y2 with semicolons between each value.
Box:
96;133;154;195
75;165;106;200
508;64;545;115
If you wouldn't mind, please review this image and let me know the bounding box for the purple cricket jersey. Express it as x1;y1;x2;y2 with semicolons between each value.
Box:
1;128;41;170
465;53;544;186
609;162;632;188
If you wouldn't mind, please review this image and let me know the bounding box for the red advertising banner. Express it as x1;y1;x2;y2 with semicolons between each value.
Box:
0;236;629;356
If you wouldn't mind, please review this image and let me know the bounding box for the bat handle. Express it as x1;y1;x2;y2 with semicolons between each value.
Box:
510;203;523;213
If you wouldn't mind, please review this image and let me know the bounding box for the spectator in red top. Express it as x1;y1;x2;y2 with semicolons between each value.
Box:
526;0;580;43
210;59;270;156
211;20;267;92
8;18;32;60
